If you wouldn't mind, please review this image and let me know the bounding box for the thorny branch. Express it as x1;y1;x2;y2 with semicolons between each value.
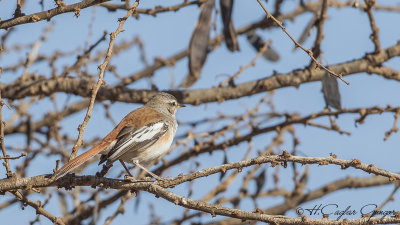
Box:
2;39;400;105
1;150;400;224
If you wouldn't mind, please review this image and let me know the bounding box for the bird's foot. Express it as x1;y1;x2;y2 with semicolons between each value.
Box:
124;175;136;182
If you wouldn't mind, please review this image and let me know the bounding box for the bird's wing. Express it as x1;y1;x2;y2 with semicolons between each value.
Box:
100;121;169;164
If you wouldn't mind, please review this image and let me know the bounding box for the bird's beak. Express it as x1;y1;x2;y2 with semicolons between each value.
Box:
177;104;186;108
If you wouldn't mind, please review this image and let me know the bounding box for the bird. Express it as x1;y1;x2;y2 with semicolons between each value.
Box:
52;92;185;181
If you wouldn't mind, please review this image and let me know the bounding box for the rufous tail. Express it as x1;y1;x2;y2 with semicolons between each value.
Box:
52;144;106;181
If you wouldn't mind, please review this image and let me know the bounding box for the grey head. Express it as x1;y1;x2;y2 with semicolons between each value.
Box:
145;92;185;116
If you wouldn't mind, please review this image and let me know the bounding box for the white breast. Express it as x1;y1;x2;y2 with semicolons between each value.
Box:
120;125;176;164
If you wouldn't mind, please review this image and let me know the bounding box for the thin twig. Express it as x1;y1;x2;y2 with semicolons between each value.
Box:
0;0;111;30
157;105;400;173
384;108;400;141
68;0;140;160
256;0;349;85
0;95;13;178
219;41;271;87
309;0;328;69
374;184;399;213
0;152;27;160
12;191;65;225
364;0;381;53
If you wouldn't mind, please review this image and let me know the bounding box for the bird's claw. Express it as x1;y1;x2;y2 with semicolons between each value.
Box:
124;175;136;182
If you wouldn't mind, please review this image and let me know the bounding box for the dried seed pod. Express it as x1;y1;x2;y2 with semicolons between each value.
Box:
322;73;341;110
220;0;239;51
219;152;228;181
254;168;266;197
246;30;280;62
181;0;215;88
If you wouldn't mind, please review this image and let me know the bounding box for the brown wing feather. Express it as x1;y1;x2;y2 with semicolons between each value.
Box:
101;122;168;164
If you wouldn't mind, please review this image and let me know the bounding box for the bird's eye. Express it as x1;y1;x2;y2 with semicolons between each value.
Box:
170;101;177;106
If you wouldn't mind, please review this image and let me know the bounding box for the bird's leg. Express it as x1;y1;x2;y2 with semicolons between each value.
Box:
119;160;138;182
96;162;113;177
132;160;166;181
119;160;133;177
